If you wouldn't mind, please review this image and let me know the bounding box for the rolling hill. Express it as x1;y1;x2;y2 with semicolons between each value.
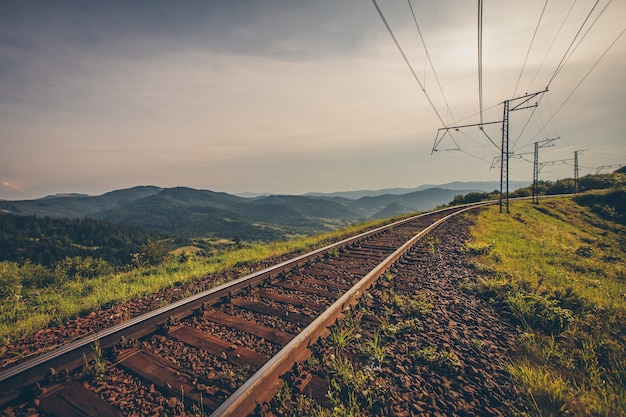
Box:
0;185;473;240
303;180;529;199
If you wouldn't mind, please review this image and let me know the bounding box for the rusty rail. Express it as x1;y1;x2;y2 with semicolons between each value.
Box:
0;202;492;414
211;205;482;416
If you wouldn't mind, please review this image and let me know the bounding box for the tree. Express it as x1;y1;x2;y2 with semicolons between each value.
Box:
0;261;21;297
20;261;56;288
54;256;113;281
133;240;170;267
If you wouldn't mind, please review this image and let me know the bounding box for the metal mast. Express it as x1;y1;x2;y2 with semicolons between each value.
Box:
574;150;579;193
533;141;539;204
498;90;547;213
532;137;558;204
500;100;510;213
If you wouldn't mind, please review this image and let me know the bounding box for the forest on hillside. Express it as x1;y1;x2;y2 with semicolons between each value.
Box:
0;213;169;267
1;172;622;286
449;173;626;224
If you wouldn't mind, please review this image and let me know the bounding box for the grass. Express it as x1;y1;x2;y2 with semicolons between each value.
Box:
377;289;434;317
328;326;356;353
0;213;418;355
508;363;568;415
466;196;626;416
360;330;388;368
413;346;463;374
82;338;106;381
272;291;399;416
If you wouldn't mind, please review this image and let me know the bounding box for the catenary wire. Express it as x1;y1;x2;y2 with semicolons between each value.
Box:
478;0;484;124
526;0;578;94
559;0;613;76
551;27;625;120
371;0;448;129
408;0;456;124
509;0;551;150
534;26;625;139
512;0;549;97
517;1;610;150
451;102;502;126
546;0;600;89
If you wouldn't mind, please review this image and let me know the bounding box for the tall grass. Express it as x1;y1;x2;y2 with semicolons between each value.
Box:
0;214;413;351
467;197;626;416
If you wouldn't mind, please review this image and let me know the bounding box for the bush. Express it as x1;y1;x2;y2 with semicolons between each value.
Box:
20;261;56;288
54;256;114;280
132;240;171;267
450;191;498;206
578;174;622;191
462;243;493;256
509;364;568;414
574;187;626;224
0;261;21;297
507;292;573;335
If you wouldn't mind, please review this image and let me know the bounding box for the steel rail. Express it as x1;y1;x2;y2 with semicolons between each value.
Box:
0;204;474;406
211;203;489;416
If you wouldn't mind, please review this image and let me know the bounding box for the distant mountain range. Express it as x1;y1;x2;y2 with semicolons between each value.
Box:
0;182;528;240
239;180;529;199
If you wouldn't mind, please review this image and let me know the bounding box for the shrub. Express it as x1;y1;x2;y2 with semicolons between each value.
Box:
575;246;593;258
463;276;512;302
462;242;493;256
413;346;463;375
54;256;114;280
19;261;56;288
0;261;21;297
509;363;568;414
507;292;573;335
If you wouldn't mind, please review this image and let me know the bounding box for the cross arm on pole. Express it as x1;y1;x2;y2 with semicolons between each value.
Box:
509;89;548;112
432;120;501;154
537;137;559;148
596;164;626;174
431;129;461;154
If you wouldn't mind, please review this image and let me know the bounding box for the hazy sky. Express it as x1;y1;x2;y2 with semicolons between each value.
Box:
1;0;624;200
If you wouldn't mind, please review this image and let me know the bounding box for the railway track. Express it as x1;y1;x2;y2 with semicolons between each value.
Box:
0;204;489;416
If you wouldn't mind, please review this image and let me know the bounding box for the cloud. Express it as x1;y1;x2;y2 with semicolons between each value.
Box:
0;180;25;200
0;180;20;192
0;0;624;199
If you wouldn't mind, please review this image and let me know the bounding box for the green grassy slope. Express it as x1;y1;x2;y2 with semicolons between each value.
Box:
465;195;626;416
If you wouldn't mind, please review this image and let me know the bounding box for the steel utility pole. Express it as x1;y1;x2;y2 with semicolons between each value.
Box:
499;90;547;213
432;89;547;213
533;141;539;204
574;150;579;193
500;99;510;213
532;137;559;204
573;149;587;193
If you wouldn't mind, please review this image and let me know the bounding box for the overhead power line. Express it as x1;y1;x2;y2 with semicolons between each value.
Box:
407;0;455;123
536;25;625;136
478;0;484;124
371;0;448;128
511;102;541;150
560;0;614;76
512;0;549;97
526;0;578;94
521;1;616;150
546;0;600;89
